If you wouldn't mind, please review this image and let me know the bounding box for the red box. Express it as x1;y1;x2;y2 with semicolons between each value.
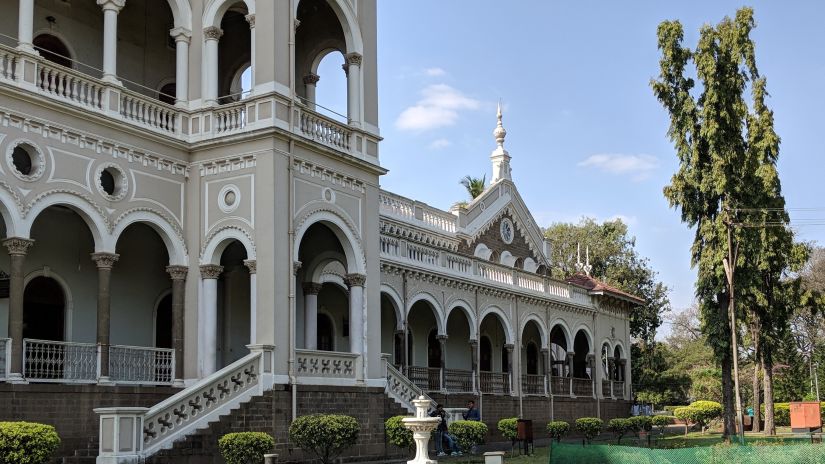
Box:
790;402;822;433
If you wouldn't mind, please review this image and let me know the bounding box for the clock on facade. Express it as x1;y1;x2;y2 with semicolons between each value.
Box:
500;218;514;244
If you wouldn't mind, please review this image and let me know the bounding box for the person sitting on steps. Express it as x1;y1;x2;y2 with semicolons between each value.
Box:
430;404;462;457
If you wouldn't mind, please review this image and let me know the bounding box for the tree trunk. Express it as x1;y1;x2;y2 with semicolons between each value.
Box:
751;320;761;433
763;348;776;435
719;296;736;441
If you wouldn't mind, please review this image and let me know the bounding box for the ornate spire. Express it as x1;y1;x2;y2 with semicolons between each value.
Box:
490;101;512;183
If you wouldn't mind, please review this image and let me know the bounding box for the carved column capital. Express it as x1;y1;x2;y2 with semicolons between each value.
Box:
2;237;34;256
91;252;119;270
166;265;188;281
244;14;256;28
200;264;224;279
469;338;478;347
504;343;514;353
169;27;192;43
436;334;448;342
345;52;363;67
302;282;323;295
97;0;125;13
293;260;303;275
344;273;366;288
303;73;320;85
243;259;257;274
203;26;224;41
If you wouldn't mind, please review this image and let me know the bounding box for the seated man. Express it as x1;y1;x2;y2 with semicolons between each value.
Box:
429;404;462;457
463;400;480;421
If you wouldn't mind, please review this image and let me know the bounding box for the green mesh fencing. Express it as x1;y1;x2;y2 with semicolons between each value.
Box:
547;442;825;464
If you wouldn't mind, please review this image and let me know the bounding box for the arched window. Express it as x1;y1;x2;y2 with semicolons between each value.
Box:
526;342;539;375
23;276;65;341
318;313;334;351
33;34;72;68
480;336;492;372
427;329;441;368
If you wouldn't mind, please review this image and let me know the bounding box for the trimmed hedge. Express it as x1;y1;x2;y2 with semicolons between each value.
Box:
448;420;487;454
497;418;518;441
760;403;792;427
575;418;603;444
218;432;274;464
607;418;633;444
0;422;60;464
289;414;359;464
385;416;413;450
651;415;673;435
546;421;570;442
629;416;653;434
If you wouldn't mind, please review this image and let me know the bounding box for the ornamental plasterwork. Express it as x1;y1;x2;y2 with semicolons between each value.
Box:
5;139;46;182
466;205;543;260
380;219;459;251
294;204;365;270
292;159;365;193
22;188;112;229
199;224;256;260
0;107;189;178
197;153;257;177
94;163;129;202
113;207;187;249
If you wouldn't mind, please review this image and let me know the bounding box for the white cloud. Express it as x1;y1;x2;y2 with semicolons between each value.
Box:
424;67;446;77
395;84;482;131
428;138;452;149
577;153;659;180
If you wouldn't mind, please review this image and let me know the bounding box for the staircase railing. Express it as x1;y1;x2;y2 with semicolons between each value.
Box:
382;356;435;413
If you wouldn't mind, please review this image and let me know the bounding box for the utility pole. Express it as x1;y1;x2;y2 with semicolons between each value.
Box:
722;205;746;445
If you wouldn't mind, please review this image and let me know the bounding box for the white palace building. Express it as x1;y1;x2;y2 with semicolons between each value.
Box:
0;1;639;462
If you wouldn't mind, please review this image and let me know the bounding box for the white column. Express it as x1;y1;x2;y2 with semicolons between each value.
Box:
170;28;191;107
203;26;223;104
244;260;257;345
200;264;223;376
345;53;362;127
345;274;365;354
302;282;322;350
303;73;319;110
98;0;125;85
17;0;35;53
245;14;255;95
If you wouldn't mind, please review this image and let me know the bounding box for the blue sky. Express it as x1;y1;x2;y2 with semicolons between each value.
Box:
317;1;825;320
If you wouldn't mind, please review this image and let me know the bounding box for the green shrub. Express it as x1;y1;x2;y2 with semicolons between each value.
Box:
574;418;603;444
0;422;60;464
607;418;633;444
384;416;413;450
663;405;685;414
651;415;673;435
218;432;274;464
448;420;488;454
688;400;723;431
496;418;518;441
759;402;791;427
673;407;695;436
289;414;359;464
629;416;653;435
546;421;570;442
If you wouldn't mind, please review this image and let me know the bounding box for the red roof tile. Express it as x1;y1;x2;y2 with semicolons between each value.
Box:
566;273;645;305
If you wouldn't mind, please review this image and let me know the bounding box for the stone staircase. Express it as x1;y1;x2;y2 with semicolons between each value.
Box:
383;360;435;413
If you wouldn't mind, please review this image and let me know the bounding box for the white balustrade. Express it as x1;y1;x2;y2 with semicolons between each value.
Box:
36;62;104;110
213;101;248;134
422;208;457;233
547;281;572;299
109;345;174;385
295;349;357;379
120;91;178;134
0;338;8;379
407;243;439;266
23;338;99;383
516;271;545;292
378;192;415;219
384;359;435;413
380;236;399;256
445;253;472;274
478;262;513;285
296;106;352;151
0;48;16;81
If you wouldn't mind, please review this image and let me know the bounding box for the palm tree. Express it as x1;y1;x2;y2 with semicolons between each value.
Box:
460;175;486;200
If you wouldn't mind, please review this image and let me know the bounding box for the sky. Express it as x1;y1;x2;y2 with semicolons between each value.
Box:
316;1;825;326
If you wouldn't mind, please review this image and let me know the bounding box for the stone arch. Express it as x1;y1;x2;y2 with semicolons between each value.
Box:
112;209;188;266
572;324;594;355
23;192;109;252
613;341;625;359
305;250;347;283
23;268;73;341
446;300;477;339
381;284;404;331
294;207;365;274
407;292;445;336
548;318;572;348
600;338;613;355
32;30;76;68
479;305;513;344
166;0;194;30
0;184;22;237
293;0;364;54
200;226;255;265
203;0;256;28
520;313;548;347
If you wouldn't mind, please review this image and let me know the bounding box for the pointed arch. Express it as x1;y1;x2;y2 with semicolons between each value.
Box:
479;305;513;344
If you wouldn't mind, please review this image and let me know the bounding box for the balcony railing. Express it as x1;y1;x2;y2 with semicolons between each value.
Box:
0;338;9;379
612;380;625;398
444;368;474;393
109;345;174;385
550;376;570;396
602;379;611;397
408;366;441;392
295;349;358;379
480;371;510;395
572;378;593;397
521;374;547;395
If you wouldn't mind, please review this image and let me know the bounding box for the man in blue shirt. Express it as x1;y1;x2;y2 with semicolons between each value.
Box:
463;400;480;421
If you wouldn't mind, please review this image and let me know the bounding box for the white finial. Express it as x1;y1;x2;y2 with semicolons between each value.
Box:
494;100;506;148
490;100;511;183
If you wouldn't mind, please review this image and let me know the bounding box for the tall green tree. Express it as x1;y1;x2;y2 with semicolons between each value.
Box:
652;7;801;438
459;175;486;200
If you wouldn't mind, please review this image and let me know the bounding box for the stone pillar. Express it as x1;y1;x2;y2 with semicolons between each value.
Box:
97;0;125;84
567;351;575;396
345;53;362;127
303;73;319;109
244;260;257;345
200;264;223;376
91;252;119;382
3;237;33;380
203;27;224;104
17;0;35;53
587;354;596;398
541;348;550;395
345;273;365;354
504;343;514;395
437;334;447;392
245;14;256;94
469;338;478;393
302;282;322;350
166;265;187;384
170;28;191;106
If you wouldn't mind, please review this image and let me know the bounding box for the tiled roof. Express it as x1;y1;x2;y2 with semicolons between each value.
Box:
566;273;646;305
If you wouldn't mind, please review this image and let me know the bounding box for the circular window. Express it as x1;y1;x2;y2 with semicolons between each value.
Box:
95;164;127;201
218;184;241;213
6;141;45;181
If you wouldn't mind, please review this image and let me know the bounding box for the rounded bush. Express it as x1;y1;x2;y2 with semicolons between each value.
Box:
218;432;274;464
496;418;518;441
448;420;488;453
0;422;60;464
607;418;633;444
651;414;673;432
289;414;359;464
384;416;413;450
546;421;570;442
759;403;790;427
688;400;723;430
629;415;653;434
574;417;603;444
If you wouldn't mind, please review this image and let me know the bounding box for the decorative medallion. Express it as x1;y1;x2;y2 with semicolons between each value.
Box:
218;184;241;213
500;217;514;244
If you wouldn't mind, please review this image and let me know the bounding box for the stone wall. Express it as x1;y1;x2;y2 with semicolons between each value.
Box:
0;383;179;463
